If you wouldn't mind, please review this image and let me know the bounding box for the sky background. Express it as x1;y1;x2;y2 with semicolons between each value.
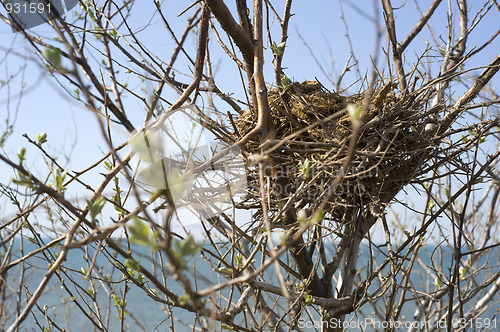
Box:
1;0;499;243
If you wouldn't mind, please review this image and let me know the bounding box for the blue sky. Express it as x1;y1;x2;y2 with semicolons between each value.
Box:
1;1;499;242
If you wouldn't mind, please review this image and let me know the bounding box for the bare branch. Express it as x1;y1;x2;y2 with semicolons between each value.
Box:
205;0;254;67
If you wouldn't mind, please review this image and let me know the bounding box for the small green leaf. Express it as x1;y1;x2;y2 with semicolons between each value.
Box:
37;133;47;145
297;209;307;224
88;196;106;221
312;210;324;224
111;294;125;308
303;294;315;306
347;104;361;124
459;266;466;280
295;279;307;292
392;302;398;315
104;160;112;170
171;235;203;267
134;273;145;285
52;169;67;194
125;258;140;272
177;294;190;306
271;41;286;57
17;147;26;164
127;216;154;247
278;232;288;246
87;8;96;21
235;253;243;269
173;235;203;258
42;48;62;69
280;75;292;91
12;171;34;189
299;158;311;179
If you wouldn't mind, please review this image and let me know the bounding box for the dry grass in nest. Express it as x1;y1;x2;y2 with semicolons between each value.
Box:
236;80;437;226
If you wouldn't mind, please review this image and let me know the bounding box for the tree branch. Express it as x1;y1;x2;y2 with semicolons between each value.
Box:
205;0;254;67
399;0;443;52
166;3;210;112
382;0;407;91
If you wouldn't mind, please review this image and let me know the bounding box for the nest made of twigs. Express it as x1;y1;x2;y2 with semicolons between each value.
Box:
236;80;436;225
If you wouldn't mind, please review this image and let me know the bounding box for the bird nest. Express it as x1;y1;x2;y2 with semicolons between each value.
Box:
236;80;436;225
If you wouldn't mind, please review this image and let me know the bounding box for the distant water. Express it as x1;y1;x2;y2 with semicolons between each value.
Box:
2;238;498;331
3;238;202;331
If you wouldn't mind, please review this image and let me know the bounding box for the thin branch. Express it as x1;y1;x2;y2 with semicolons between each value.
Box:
399;0;443;52
441;53;500;129
166;3;210;112
205;0;254;67
274;0;292;86
252;281;354;307
382;0;407;91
